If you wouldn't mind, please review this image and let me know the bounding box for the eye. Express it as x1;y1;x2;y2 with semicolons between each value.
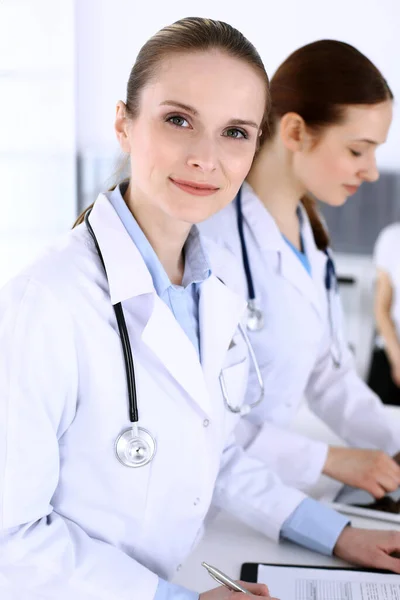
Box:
350;149;362;157
224;128;248;140
166;115;190;128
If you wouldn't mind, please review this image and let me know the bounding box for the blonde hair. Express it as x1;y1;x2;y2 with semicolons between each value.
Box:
73;16;270;227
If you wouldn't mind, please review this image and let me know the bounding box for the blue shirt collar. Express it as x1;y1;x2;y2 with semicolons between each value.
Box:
105;182;211;296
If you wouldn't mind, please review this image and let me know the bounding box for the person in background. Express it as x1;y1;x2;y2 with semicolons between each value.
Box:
368;222;400;406
200;40;400;572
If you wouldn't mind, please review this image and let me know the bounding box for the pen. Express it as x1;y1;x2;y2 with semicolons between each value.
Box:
201;561;253;595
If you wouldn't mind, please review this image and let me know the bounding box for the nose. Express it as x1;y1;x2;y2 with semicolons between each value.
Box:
186;137;218;173
361;156;379;183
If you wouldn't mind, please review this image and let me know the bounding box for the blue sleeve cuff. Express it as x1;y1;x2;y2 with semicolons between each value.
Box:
154;577;199;600
280;498;350;555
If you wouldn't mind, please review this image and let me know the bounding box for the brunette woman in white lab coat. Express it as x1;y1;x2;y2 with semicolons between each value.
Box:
200;40;400;571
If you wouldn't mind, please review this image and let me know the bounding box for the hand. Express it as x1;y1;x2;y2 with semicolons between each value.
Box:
323;446;400;498
200;581;276;600
334;526;400;573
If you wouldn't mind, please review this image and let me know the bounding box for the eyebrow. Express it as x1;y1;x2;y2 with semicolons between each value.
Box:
352;138;379;145
159;100;260;129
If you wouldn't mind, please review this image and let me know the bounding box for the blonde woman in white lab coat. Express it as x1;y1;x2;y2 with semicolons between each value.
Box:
200;40;400;571
0;17;276;600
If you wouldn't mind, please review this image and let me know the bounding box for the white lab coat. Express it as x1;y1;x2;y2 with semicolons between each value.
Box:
199;182;400;491
0;193;306;600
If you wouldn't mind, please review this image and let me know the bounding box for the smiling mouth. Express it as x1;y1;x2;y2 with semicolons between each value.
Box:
343;184;360;195
169;177;220;196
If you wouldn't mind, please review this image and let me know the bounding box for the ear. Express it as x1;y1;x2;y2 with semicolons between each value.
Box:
114;101;131;153
279;112;310;152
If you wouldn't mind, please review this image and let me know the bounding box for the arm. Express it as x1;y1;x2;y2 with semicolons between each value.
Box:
374;268;400;385
214;434;400;572
304;291;400;496
0;276;273;600
0;276;161;600
239;419;328;489
305;291;400;455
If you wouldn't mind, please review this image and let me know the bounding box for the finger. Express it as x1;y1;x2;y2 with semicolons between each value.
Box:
374;551;400;574
376;473;400;493
384;457;400;479
237;581;270;596
364;481;386;499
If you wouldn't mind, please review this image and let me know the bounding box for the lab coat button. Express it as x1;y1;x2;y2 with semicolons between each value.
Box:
193;497;200;506
177;564;182;571
203;419;210;427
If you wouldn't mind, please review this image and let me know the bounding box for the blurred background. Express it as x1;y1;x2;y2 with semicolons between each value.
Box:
0;0;399;378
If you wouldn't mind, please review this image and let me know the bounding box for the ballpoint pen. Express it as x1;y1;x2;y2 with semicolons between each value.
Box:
202;562;253;595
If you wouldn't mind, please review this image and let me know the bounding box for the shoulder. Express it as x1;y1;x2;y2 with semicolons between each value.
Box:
198;202;237;246
0;224;97;308
373;223;400;270
375;223;400;248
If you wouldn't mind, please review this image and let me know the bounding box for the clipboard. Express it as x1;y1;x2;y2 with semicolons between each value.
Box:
240;563;399;600
240;563;389;582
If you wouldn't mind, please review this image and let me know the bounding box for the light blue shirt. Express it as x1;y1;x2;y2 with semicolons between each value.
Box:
107;182;211;359
281;498;350;554
283;235;312;275
107;182;209;600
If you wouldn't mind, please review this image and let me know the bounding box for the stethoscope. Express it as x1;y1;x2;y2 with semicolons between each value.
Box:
324;247;343;369
236;187;264;331
235;187;343;368
85;208;265;468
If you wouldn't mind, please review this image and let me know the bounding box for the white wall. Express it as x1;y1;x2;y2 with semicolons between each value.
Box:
0;0;76;286
75;0;400;170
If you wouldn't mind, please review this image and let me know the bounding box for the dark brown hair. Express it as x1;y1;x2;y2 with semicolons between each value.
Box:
265;40;393;249
73;16;270;227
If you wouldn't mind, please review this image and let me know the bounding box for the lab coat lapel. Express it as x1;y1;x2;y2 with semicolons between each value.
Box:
90;193;213;416
241;184;323;318
141;295;213;417
279;241;322;318
277;206;323;319
199;276;247;384
299;205;329;316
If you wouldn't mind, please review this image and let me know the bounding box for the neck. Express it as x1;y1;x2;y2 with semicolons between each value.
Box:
246;137;306;246
124;183;190;285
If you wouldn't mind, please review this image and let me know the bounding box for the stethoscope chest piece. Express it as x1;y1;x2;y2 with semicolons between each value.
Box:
115;426;156;468
246;299;264;332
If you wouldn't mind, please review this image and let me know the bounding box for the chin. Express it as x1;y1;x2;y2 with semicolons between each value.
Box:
169;200;224;225
320;194;349;208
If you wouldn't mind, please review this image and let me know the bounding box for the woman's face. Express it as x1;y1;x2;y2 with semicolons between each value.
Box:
293;100;393;206
115;50;266;224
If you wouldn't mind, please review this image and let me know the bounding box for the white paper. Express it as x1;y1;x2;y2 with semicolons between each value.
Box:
257;564;400;600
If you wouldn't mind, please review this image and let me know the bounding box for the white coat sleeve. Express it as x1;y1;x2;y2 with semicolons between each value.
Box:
212;433;307;541
0;277;158;600
238;419;329;489
304;293;400;456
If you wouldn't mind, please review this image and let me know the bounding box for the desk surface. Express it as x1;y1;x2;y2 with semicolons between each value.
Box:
173;510;398;592
173;404;400;592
